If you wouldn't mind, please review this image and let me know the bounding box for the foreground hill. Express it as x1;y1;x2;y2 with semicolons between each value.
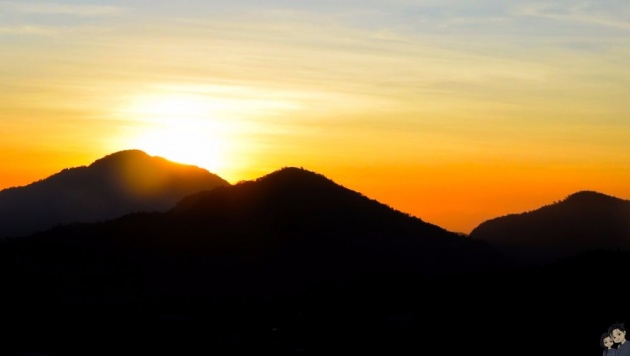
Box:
0;150;229;238
169;167;505;275
469;191;630;264
0;166;507;354
2;171;626;355
3;167;504;291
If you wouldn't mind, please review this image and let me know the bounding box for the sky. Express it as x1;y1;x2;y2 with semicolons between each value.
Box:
1;0;629;233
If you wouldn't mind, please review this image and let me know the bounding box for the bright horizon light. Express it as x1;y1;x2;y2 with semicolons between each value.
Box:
1;0;629;233
114;84;303;176
130;126;225;173
118;92;236;173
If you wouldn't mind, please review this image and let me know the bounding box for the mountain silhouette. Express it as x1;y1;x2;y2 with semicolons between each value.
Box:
172;167;506;274
2;169;622;355
0;149;229;238
0;167;505;302
5;167;505;287
469;190;630;264
0;166;507;353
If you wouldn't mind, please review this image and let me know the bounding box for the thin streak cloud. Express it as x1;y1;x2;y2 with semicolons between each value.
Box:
0;25;59;35
517;2;630;30
1;1;124;16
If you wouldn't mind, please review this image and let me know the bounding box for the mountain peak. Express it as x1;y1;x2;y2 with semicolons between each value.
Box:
90;149;151;166
88;149;179;171
174;166;358;215
273;166;312;175
255;166;333;186
470;190;630;265
563;190;618;204
0;150;229;238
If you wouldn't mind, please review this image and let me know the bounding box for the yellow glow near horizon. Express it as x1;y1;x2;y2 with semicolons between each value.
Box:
114;85;304;177
2;1;630;234
120;92;235;173
131;125;226;173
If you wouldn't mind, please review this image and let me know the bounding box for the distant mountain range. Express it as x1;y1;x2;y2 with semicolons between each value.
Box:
469;191;630;264
0;150;229;238
2;149;628;268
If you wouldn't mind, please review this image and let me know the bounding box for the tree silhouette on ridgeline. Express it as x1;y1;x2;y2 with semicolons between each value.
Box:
0;149;229;238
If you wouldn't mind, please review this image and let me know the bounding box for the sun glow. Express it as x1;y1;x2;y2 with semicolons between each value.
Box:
113;84;304;179
120;92;237;174
132;125;226;173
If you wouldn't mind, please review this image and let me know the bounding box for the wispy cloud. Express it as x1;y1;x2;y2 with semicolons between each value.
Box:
1;1;124;17
0;25;60;35
517;2;630;30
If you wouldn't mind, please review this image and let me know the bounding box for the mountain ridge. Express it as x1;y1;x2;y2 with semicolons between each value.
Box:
0;149;229;238
171;166;462;247
469;190;630;264
2;162;625;354
3;164;506;293
174;166;436;224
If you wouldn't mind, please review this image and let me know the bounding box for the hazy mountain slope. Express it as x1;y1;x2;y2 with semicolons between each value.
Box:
469;191;630;264
0;149;229;238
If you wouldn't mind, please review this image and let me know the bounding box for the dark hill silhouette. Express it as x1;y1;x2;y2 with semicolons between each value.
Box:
5;167;505;289
469;190;630;264
0;166;507;354
170;167;505;275
0;149;229;238
1;171;626;355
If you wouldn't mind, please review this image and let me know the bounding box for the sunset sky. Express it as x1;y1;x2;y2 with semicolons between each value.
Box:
1;0;629;233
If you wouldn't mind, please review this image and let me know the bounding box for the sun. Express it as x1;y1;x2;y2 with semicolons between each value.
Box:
132;126;225;173
120;92;234;173
114;84;301;178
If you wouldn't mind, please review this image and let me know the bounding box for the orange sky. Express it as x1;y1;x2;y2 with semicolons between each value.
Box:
1;1;629;234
